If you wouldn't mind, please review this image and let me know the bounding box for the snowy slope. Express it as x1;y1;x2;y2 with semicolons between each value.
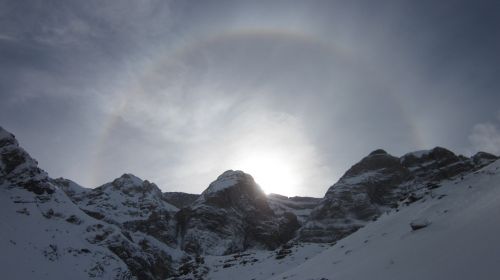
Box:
0;127;133;279
299;147;496;243
62;174;178;225
272;160;500;280
0;185;138;279
0;127;189;280
3;124;500;280
170;243;330;280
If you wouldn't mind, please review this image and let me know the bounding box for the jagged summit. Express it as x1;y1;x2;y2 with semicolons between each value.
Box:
97;173;164;196
0;126;16;145
299;146;498;243
200;169;259;197
113;173;145;186
401;146;456;166
342;149;405;180
0;126;54;195
472;151;498;166
368;149;388;156
2;125;500;279
176;170;299;255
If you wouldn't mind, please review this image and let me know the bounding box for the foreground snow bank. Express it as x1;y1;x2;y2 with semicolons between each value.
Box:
272;160;500;280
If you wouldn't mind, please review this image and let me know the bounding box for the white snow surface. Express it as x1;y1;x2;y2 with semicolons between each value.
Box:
341;170;381;185
270;160;500;280
202;170;245;195
74;174;178;224
170;243;330;280
0;184;132;280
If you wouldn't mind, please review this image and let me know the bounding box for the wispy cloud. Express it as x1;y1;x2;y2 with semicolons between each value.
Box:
469;111;500;155
2;1;500;196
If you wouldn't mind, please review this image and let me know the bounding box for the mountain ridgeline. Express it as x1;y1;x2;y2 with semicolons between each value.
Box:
0;126;497;280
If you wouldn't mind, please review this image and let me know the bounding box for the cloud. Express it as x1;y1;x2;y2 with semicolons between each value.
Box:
2;0;500;197
469;112;500;155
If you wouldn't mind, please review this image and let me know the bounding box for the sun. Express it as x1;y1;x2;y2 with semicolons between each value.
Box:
232;152;299;196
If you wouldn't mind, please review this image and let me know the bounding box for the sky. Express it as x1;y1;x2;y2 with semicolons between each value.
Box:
1;0;500;197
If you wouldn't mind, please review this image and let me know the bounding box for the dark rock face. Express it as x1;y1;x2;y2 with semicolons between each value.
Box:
299;147;496;243
176;170;299;255
471;152;498;168
1;126;176;279
0;127;55;195
267;194;321;223
3;124;499;279
300;151;411;242
400;147;474;182
123;210;177;247
106;235;173;280
163;192;199;209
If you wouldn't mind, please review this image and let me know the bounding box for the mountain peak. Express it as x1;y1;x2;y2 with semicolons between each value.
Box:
0;126;53;194
0;126;17;147
202;170;254;196
368;149;388;156
95;173;163;197
113;173;144;186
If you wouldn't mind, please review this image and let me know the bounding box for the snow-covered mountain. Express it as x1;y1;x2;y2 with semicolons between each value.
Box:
0;127;183;280
176;170;300;255
1;125;499;280
299;147;496;243
272;159;500;280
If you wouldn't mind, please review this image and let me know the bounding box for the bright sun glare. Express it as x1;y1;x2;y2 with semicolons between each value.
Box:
232;153;299;196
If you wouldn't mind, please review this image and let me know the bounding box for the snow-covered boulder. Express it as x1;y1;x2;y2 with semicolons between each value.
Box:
410;218;430;230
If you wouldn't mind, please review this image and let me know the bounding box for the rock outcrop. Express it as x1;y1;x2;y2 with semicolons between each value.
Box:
176;170;300;255
267;194;321;223
1;126;179;280
163;192;199;209
299;147;497;242
1;124;498;279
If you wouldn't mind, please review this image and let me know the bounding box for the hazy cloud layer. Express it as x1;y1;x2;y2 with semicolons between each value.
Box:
2;0;500;196
469;112;500;155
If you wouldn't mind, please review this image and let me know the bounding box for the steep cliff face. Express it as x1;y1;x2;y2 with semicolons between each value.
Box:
2;124;498;279
163;192;199;209
271;159;500;280
0;127;131;279
300;149;411;242
267;194;321;223
299;147;497;243
176;170;300;255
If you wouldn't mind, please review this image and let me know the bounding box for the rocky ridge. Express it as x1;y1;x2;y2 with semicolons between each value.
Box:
1;125;498;279
0;127;184;280
176;170;300;255
299;147;498;242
